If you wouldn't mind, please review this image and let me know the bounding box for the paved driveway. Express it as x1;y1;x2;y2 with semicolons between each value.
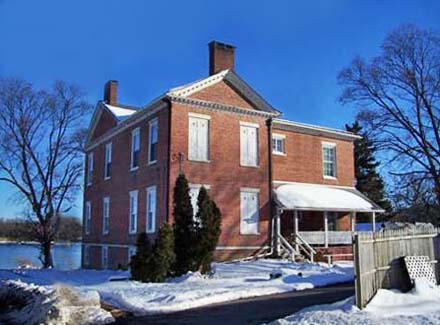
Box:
113;282;354;325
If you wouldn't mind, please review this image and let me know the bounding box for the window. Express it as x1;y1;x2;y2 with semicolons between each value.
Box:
129;190;138;234
240;188;260;235
326;211;338;231
128;247;136;265
87;152;94;186
102;246;108;269
85;201;91;235
83;245;90;266
189;184;210;223
131;128;140;170
148;119;158;164
188;114;210;161
322;143;337;178
240;123;259;167
146;186;157;233
104;142;112;179
272;134;286;155
102;197;110;235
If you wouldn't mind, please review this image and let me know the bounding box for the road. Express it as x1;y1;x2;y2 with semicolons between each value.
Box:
113;281;354;325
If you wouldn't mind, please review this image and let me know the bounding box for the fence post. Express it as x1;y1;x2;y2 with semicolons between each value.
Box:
354;232;363;309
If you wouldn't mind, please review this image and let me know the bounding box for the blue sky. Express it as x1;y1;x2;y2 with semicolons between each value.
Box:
1;0;440;218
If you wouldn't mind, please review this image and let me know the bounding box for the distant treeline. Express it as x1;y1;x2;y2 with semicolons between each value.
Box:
0;217;82;242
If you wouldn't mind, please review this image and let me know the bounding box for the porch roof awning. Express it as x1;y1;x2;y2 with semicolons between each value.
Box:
274;183;384;213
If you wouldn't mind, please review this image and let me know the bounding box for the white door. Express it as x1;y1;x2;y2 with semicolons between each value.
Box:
240;191;259;234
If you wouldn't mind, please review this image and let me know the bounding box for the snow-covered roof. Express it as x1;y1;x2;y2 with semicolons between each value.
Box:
275;183;384;212
104;104;138;121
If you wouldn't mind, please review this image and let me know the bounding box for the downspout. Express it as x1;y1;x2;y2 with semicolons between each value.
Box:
165;98;172;224
266;118;275;256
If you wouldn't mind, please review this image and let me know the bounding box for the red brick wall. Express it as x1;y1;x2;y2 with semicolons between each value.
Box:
91;108;118;141
168;101;271;251
190;81;254;110
272;128;355;187
83;106;170;251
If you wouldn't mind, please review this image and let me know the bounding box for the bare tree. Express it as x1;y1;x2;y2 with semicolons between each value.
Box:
0;78;90;267
338;24;440;214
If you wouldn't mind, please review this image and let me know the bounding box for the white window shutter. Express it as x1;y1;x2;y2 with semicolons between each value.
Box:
189;118;198;160
240;192;248;233
240;127;248;165
248;127;257;166
198;119;208;161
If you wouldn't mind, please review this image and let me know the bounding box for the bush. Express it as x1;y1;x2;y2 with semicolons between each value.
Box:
196;187;222;274
129;233;152;282
172;173;199;276
148;224;175;282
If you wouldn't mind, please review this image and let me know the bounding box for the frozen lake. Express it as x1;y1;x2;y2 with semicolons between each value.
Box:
0;242;81;270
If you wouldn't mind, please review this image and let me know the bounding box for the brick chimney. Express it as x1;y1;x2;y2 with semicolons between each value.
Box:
209;41;236;75
104;80;118;105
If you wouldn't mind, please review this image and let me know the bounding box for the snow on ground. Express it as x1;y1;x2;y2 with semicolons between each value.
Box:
268;278;440;325
0;259;353;317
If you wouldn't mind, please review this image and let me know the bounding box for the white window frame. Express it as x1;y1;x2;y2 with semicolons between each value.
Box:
102;197;110;235
129;190;138;234
272;133;286;156
83;245;90;266
146;186;157;233
102;246;108;269
188;113;210;162
148;118;158;165
240;122;259;167
322;142;337;179
240;188;260;235
130;127;140;171
85;201;91;235
104;142;112;180
87;152;94;186
128;246;136;265
189;184;211;223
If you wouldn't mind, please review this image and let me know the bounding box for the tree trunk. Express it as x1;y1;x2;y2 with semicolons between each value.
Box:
40;240;53;268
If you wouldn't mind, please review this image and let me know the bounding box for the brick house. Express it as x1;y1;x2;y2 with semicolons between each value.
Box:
82;41;383;269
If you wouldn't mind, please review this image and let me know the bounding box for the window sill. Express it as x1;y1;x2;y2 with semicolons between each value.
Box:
86;183;92;187
240;232;261;236
129;231;137;235
273;152;287;156
240;164;259;168
323;176;337;180
104;177;111;181
148;160;157;166
102;232;109;236
146;230;156;234
188;159;211;164
130;166;139;172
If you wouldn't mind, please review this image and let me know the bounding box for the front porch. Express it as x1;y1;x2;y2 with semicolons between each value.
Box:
272;183;384;262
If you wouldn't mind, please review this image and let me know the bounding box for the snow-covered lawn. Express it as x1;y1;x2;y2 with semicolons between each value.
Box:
269;278;440;325
0;258;353;320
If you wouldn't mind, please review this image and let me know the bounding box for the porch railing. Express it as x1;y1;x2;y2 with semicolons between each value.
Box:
298;231;352;245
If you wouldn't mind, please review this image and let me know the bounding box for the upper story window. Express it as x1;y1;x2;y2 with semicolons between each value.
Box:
240;122;259;167
86;153;94;186
146;186;157;233
148;119;158;164
272;133;286;155
188;113;210;162
102;197;110;235
322;142;337;178
104;142;112;180
129;190;138;234
85;201;91;235
131;128;140;170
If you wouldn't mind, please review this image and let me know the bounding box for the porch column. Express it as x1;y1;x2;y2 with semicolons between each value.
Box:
294;210;299;252
372;211;376;232
324;211;329;248
273;208;282;257
350;212;356;232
